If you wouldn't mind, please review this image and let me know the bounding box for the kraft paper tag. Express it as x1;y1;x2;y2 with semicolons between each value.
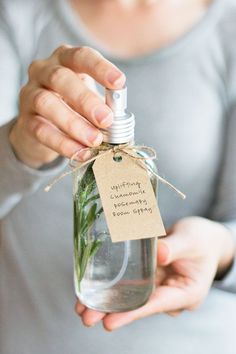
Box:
92;151;166;243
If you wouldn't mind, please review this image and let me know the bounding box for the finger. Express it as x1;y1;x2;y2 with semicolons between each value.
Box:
157;240;170;266
103;285;191;331
155;266;168;286
38;65;113;128
29;115;88;159
166;310;183;317
79;73;101;95
81;308;106;327
58;46;126;89
187;302;202;311
30;88;103;147
157;233;193;266
27;59;46;79
163;274;190;288
75;300;86;316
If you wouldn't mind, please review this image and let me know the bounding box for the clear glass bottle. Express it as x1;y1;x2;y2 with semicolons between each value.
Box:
73;87;158;312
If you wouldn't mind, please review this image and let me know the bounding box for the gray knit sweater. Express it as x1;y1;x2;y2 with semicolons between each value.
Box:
1;0;236;353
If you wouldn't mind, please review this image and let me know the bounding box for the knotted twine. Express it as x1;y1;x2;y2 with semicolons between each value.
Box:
45;143;186;200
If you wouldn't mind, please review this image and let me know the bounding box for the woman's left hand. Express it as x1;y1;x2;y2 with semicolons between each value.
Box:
75;216;235;330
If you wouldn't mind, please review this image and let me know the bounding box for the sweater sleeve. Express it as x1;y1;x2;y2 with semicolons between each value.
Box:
210;104;236;293
0;121;67;219
0;2;21;124
210;12;236;292
0;3;67;219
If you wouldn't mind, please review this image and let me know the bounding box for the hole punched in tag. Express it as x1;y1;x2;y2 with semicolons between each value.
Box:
113;155;123;162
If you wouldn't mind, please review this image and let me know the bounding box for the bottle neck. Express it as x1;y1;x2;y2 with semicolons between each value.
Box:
101;138;135;148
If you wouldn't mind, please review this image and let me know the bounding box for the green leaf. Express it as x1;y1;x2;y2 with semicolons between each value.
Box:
84;194;100;206
73;160;104;287
86;180;96;196
86;203;97;227
96;207;103;219
79;163;95;192
79;242;93;282
90;240;102;258
79;236;86;262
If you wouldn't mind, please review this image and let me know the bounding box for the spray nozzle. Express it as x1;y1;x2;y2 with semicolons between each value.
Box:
105;87;127;115
103;86;135;144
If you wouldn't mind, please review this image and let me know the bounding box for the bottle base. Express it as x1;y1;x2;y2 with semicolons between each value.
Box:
78;298;150;313
76;282;153;313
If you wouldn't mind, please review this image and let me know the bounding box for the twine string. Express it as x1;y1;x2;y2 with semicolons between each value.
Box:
44;143;186;200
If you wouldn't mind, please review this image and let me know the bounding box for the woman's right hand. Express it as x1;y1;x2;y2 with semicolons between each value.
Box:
9;45;126;168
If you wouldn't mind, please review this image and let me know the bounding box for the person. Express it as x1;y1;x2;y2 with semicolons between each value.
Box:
0;0;236;353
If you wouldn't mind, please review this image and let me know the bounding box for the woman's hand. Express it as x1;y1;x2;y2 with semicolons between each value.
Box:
75;216;235;330
9;45;126;168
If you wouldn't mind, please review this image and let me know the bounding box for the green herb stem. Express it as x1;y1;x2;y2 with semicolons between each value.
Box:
73;163;103;290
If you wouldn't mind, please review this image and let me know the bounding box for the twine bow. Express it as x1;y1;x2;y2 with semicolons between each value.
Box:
45;143;186;200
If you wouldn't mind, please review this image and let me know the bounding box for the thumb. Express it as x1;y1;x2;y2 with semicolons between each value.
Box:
157;232;191;266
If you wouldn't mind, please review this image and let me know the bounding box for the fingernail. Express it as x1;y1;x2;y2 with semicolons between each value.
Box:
82;320;95;328
158;242;169;265
103;324;114;332
94;106;113;127
105;327;113;332
87;130;103;146
107;70;125;86
76;149;92;162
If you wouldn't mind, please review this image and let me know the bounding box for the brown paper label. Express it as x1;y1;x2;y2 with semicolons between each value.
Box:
92;151;166;243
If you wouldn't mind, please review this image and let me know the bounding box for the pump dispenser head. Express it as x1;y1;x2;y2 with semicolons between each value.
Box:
102;86;135;144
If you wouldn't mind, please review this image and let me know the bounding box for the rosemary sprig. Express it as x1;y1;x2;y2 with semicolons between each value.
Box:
73;162;103;291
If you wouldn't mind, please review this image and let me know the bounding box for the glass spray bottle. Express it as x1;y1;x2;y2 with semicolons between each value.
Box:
73;87;158;312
